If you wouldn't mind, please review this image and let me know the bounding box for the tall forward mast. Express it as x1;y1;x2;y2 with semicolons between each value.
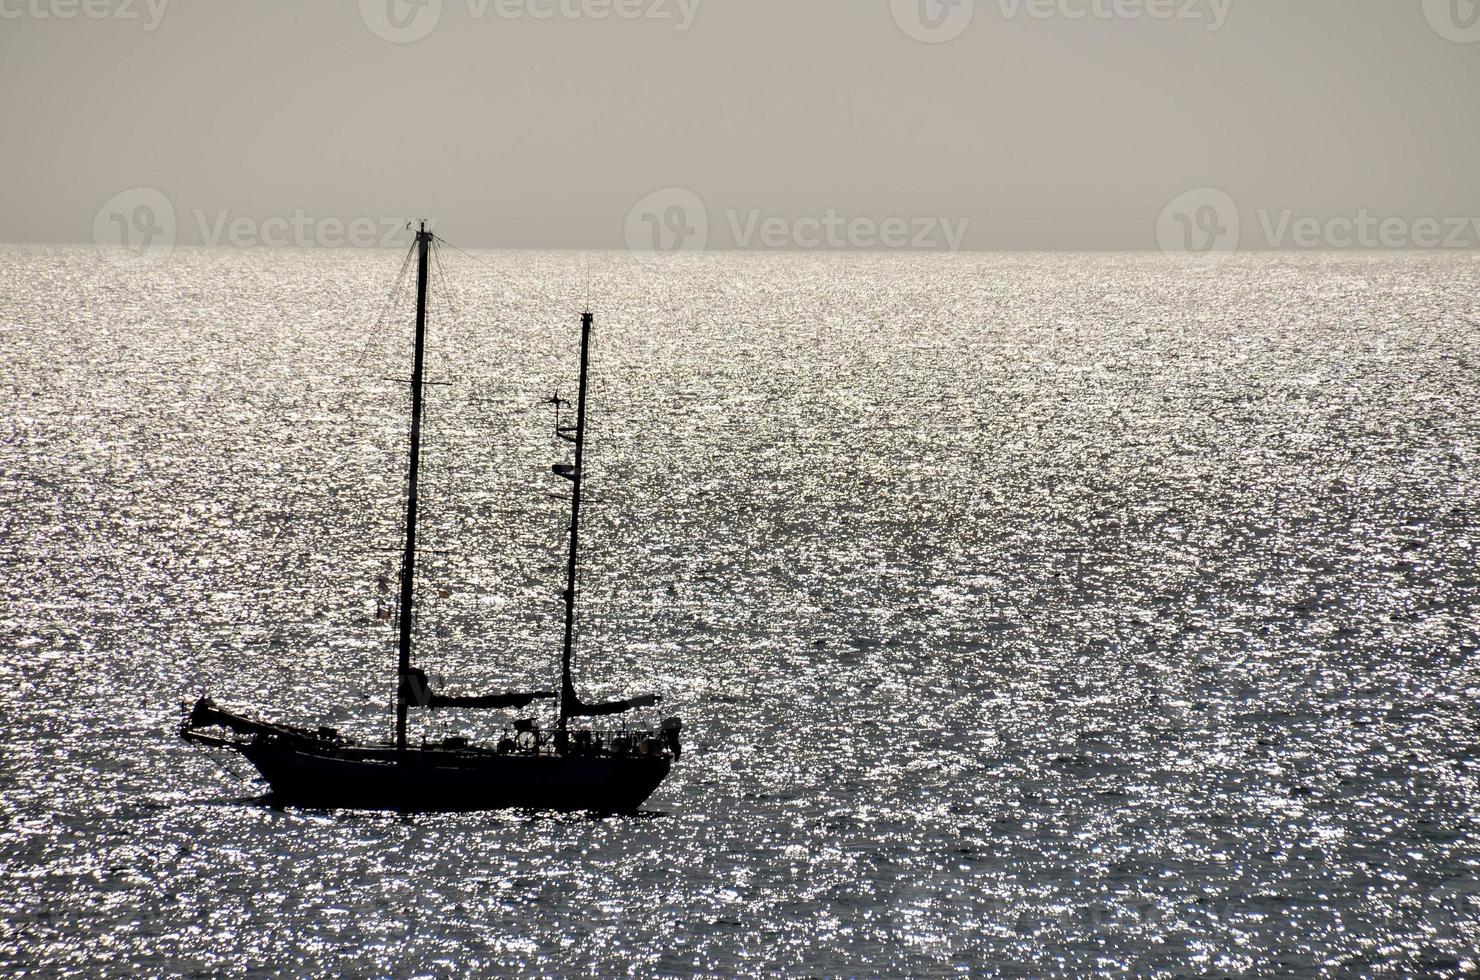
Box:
549;313;663;725
394;221;432;751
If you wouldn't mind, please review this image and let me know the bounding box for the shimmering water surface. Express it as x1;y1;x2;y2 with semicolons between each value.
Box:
3;246;1479;977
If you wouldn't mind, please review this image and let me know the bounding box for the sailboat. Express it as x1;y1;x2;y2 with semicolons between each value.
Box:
180;222;681;811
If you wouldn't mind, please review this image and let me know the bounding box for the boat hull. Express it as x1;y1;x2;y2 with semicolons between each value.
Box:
238;742;672;812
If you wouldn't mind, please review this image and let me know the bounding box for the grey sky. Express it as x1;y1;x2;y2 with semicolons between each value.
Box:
2;0;1478;249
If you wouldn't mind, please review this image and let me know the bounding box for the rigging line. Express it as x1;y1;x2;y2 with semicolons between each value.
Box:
428;234;451;315
431;232;582;317
306;243;415;412
254;254;412;652
266;341;391;554
329;250;417;493
308;254;418;588
356;241;419;370
433;239;541;606
413;305;479;674
412;326;447;650
430;235;461;313
429;233;497;279
428;239;461;384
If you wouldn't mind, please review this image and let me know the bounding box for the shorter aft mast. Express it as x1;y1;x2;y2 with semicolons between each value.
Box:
552;313;661;745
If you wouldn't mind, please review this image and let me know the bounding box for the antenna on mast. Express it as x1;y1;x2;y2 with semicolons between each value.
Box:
581;255;591;314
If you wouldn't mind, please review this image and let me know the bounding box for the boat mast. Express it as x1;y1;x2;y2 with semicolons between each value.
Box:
395;221;432;751
557;312;594;736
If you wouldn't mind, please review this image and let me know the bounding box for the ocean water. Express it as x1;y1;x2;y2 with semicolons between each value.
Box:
2;244;1478;977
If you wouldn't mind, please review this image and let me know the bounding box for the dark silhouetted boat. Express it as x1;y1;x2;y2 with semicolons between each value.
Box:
181;222;680;811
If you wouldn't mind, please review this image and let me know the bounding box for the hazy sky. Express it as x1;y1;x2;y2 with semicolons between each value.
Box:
3;0;1479;249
